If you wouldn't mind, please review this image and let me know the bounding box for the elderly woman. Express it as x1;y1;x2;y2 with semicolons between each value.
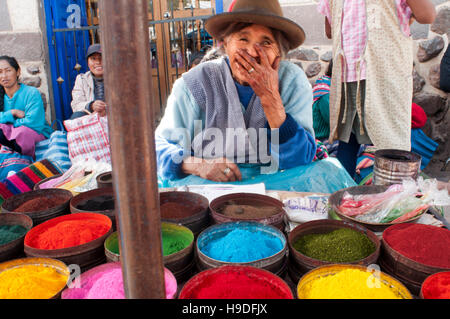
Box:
155;0;355;193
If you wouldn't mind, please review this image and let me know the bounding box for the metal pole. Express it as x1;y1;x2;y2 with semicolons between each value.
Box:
98;0;165;299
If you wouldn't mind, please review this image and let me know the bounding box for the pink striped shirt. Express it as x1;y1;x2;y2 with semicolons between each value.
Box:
317;0;412;82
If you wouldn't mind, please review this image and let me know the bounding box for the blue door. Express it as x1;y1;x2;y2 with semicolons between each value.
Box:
43;0;92;121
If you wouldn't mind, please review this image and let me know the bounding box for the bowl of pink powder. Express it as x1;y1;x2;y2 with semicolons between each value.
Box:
61;262;177;299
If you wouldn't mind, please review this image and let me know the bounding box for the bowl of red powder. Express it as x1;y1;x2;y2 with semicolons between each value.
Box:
380;223;450;295
420;271;450;299
159;191;210;236
2;189;73;226
61;262;177;299
179;265;293;299
24;212;112;272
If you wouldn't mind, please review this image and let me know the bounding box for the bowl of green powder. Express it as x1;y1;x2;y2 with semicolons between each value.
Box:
105;223;195;282
287;219;380;283
0;212;33;262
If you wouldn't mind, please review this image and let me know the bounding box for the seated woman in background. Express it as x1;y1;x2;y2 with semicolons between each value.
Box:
0;55;52;159
155;0;355;193
70;44;106;119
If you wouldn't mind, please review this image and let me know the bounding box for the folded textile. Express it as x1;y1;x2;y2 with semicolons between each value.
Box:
0;146;33;180
0;159;62;205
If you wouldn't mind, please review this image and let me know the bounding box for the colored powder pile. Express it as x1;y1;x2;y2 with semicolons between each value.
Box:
106;229;193;257
184;268;291;299
76;195;115;211
13;196;68;212
383;224;450;268
26;218;110;250
218;201;282;219
293;228;376;263
162;230;192;256
299;269;403;299
63;264;177;299
160;202;202;219
422;272;450;299
0;225;28;245
0;264;68;299
106;233;120;255
201;228;284;262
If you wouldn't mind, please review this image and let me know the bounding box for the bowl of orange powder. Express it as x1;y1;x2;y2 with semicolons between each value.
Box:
24;212;112;272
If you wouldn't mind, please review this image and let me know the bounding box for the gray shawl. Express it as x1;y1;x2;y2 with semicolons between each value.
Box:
182;57;269;163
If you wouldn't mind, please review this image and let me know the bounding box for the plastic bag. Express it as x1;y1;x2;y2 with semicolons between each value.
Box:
338;184;403;218
340;177;450;223
159;157;356;194
283;195;329;232
39;158;111;193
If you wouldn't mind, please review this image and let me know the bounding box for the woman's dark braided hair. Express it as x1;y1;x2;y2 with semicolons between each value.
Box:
0;56;20;112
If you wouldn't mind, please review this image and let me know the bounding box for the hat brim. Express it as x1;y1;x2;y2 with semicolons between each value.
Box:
205;12;305;50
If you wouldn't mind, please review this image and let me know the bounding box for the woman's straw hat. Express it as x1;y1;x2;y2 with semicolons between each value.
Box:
205;0;305;50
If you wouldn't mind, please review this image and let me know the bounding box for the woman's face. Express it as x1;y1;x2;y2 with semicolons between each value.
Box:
0;60;20;89
88;53;103;77
223;24;280;85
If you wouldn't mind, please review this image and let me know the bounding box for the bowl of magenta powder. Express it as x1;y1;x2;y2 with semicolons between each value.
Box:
24;212;112;271
196;221;287;276
179;265;293;299
61;262;177;299
0;212;33;262
2;189;73;226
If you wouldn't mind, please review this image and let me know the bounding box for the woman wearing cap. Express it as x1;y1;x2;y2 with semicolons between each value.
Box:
155;0;355;192
70;44;106;119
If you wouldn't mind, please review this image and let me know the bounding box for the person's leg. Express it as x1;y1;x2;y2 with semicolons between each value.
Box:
0;129;22;154
337;133;360;179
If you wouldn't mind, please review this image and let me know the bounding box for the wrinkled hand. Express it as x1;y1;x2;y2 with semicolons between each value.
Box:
233;44;286;128
182;157;242;182
10;109;25;119
234;44;281;100
92;100;107;117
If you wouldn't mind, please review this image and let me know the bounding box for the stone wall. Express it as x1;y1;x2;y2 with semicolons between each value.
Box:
0;0;52;123
285;2;450;181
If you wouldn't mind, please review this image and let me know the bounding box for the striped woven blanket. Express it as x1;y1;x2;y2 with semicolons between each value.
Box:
0;159;62;205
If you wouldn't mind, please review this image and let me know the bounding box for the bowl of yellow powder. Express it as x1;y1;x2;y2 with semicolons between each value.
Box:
0;257;69;299
297;264;412;299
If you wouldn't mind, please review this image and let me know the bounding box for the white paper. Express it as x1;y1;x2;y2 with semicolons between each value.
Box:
176;183;266;202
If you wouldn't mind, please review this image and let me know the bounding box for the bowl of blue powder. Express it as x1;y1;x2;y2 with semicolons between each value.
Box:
196;221;287;276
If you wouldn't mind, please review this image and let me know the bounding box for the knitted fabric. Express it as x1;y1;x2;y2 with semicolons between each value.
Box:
0;159;61;205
